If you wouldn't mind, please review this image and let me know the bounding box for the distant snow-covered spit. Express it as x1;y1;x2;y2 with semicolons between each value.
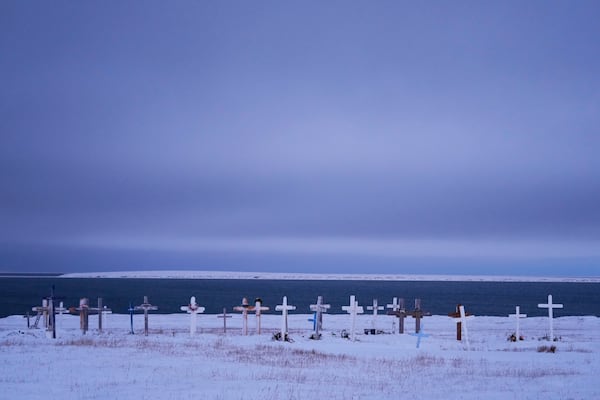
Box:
60;270;600;282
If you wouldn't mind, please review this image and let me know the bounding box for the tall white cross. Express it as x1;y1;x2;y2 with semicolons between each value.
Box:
309;295;331;337
180;296;205;336
233;298;251;335
538;294;563;341
341;295;364;341
253;300;269;334
509;306;527;341
459;305;472;350
367;299;384;330
275;296;296;340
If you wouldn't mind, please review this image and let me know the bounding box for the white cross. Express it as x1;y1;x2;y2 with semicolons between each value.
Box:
459;305;473;350
253;300;269;334
386;297;401;313
275;296;296;339
180;296;205;336
367;299;384;330
538;294;563;341
341;295;364;341
508;306;527;341
309;296;331;337
233;297;251;335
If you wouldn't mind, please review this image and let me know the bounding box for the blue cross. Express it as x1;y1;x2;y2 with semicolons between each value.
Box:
409;324;430;348
308;311;317;331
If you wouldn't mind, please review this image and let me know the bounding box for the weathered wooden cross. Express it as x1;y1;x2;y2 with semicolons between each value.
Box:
76;298;90;334
31;299;50;329
134;296;159;336
309;295;330;339
367;299;384;330
387;297;408;334
538;294;563;341
448;304;473;341
275;296;296;341
252;299;269;335
409;298;431;333
341;295;364;341
217;307;232;333
180;296;205;336
233;297;252;335
94;298;111;332
508;306;527;341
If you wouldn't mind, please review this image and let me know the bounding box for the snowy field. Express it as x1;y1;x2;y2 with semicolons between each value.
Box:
1;311;598;399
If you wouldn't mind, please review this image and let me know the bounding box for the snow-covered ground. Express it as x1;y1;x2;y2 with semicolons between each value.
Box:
60;270;600;282
1;311;598;399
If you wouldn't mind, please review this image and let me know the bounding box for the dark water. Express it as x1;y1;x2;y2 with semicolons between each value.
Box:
1;277;599;318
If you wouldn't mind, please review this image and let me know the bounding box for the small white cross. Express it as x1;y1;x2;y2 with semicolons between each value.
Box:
180;296;205;336
341;295;364;341
275;296;296;339
233;298;251;335
538;294;563;341
367;299;384;329
508;306;527;341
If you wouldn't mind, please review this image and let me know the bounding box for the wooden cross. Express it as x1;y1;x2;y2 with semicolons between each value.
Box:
252;299;269;335
31;299;50;329
409;323;430;349
448;304;473;341
508;306;527;341
275;296;296;340
217;307;232;333
76;298;90;334
180;296;205;336
341;295;364;341
233;297;252;335
538;294;563;341
94;298;111;332
367;299;384;330
309;295;330;338
134;296;159;336
387;297;407;334
409;298;431;333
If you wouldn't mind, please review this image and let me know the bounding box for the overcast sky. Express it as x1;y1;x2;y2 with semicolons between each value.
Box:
2;1;599;275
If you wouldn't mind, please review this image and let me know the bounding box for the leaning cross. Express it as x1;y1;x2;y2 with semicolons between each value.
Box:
367;299;384;330
134;296;159;336
252;299;269;335
31;299;50;329
448;304;473;341
409;298;431;333
309;295;331;338
538;294;563;341
180;296;205;336
341;295;364;341
508;306;527;341
233;297;252;335
387;297;408;334
275;296;296;340
217;308;232;333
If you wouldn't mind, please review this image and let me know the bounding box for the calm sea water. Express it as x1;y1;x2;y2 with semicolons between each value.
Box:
1;277;599;318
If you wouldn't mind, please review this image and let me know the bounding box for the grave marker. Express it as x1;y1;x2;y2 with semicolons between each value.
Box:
409;298;431;333
252;299;269;335
94;298;111;332
341;295;364;341
134;296;159;336
180;296;205;336
76;298;90;334
31;299;50;329
275;296;296;341
508;306;527;341
387;297;407;334
409;323;430;349
128;302;135;334
538;294;563;341
217;308;232;333
233;298;252;335
448;304;473;341
309;296;330;339
367;299;384;330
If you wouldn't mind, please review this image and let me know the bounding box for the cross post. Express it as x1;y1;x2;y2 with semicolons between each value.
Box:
409;298;431;333
387;297;407;334
252;299;269;335
233;297;252;335
508;306;527;341
366;299;384;331
217;307;232;333
448;304;473;341
309;295;330;338
341;295;364;341
180;296;206;336
538;294;563;341
76;298;90;334
409;323;430;349
275;296;296;341
134;296;159;336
